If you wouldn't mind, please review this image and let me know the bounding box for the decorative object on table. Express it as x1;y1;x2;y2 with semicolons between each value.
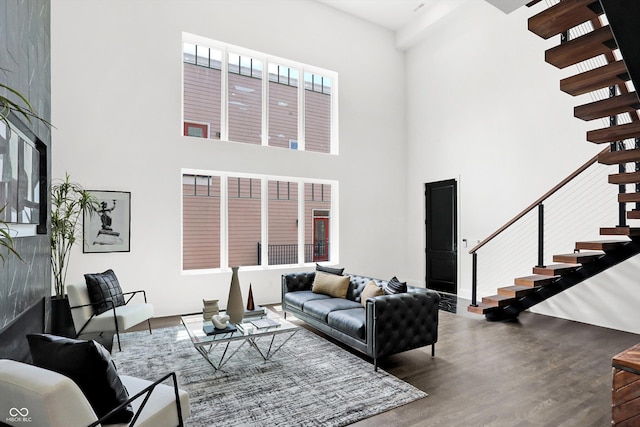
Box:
250;318;279;329
246;283;255;311
211;314;230;330
202;299;219;321
244;282;266;318
83;190;131;253
226;266;244;324
203;323;237;336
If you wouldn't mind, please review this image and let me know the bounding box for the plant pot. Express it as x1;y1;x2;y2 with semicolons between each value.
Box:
50;296;76;338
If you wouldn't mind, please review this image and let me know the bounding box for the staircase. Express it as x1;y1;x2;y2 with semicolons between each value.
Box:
469;0;640;319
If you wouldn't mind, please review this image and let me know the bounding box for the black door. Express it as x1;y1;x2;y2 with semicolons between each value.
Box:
425;179;457;294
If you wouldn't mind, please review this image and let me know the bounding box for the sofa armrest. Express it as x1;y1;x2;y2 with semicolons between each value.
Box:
281;272;315;293
366;288;440;359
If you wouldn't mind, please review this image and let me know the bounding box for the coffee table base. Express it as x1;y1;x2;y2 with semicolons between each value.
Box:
195;329;298;371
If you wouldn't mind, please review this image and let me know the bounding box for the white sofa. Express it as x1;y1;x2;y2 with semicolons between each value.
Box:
0;359;190;427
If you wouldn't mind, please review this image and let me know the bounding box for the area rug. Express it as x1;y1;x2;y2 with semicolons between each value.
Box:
112;325;427;426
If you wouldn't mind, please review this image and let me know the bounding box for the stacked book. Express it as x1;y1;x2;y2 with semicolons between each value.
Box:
244;305;266;319
202;299;219;320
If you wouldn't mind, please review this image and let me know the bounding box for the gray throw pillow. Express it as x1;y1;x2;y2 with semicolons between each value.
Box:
315;263;344;276
384;276;407;295
85;269;126;315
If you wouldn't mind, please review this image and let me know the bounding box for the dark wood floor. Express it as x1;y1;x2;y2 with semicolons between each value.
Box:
131;299;640;426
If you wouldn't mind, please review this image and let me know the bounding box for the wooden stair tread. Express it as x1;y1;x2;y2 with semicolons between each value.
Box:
628;210;640;220
553;252;603;264
619;192;640;203
533;263;580;275
588;121;640;145
546;25;615;69
609;171;640;185
498;285;537;298
467;303;499;315
560;60;628;97
599;148;640;165
482;294;517;308
575;92;640;121
601;227;640;236
528;0;601;39
575;240;629;251
514;274;559;287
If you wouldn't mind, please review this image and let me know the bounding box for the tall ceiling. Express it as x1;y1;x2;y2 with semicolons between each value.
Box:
314;0;532;46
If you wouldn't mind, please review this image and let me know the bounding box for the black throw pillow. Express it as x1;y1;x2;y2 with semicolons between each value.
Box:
27;334;133;424
316;263;344;276
85;269;126;315
384;276;408;295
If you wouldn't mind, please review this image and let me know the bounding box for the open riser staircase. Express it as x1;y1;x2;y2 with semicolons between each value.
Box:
469;0;640;319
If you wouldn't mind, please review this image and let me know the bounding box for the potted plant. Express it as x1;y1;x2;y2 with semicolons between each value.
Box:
50;174;98;336
51;174;98;297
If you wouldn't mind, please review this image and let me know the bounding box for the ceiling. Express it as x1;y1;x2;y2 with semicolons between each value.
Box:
314;0;532;34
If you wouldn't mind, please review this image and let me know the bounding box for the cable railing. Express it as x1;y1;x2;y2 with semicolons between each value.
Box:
468;149;619;306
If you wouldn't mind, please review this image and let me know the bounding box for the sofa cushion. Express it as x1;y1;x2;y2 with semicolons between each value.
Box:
283;290;331;311
27;334;134;424
312;272;350;298
85;269;126;315
302;298;362;322
384;276;407;295
361;281;384;307
316;263;344;276
327;308;366;340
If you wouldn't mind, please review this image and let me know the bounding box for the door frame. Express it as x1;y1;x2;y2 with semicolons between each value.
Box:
425;178;459;295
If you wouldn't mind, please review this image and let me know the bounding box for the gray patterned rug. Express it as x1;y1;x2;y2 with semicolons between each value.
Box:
112;325;427;426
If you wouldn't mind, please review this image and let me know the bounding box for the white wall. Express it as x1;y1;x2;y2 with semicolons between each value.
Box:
50;0;407;317
405;1;640;334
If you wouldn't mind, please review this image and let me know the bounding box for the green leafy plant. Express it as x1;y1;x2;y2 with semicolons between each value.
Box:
0;205;22;263
0;68;51;128
51;174;98;297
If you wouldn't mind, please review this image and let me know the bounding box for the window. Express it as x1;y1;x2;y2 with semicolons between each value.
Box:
182;171;336;271
267;180;298;265
182;34;338;153
182;175;220;269
183;43;222;140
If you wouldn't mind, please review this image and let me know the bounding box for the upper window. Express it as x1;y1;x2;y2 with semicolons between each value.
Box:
182;34;338;154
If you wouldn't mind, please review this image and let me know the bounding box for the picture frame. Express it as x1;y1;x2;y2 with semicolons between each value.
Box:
83;190;131;253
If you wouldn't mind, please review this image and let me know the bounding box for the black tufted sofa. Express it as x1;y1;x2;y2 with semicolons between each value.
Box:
281;272;440;370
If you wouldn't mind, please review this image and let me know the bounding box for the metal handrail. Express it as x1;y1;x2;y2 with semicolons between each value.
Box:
469;146;609;255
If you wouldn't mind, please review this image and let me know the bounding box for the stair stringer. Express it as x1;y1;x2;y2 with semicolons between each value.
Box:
485;238;640;321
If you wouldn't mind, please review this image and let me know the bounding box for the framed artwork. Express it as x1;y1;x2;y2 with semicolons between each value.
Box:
83;190;131;253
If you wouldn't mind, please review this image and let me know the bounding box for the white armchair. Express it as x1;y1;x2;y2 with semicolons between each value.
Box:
0;359;190;427
67;282;154;351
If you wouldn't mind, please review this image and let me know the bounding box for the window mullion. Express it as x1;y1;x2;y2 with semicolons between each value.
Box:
298;181;305;264
261;178;268;267
220;48;229;141
298;69;305;151
262;59;269;146
220;174;229;269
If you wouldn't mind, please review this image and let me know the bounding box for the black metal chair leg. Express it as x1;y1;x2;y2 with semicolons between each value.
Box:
432;344;435;358
147;318;152;334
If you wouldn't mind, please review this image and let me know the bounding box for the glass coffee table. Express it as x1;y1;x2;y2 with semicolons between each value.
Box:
180;310;298;371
